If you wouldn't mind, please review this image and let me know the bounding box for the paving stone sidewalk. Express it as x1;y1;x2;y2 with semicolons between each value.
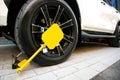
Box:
0;43;120;80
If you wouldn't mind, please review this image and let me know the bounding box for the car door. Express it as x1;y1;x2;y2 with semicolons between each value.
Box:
78;0;120;34
96;0;120;33
0;0;8;26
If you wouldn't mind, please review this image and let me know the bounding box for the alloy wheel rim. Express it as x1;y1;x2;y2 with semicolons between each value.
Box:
30;2;76;58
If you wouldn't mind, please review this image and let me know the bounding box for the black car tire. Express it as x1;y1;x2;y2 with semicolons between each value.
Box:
15;0;79;66
109;25;120;47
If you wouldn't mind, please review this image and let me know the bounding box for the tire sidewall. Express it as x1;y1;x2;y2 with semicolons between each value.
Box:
15;0;79;65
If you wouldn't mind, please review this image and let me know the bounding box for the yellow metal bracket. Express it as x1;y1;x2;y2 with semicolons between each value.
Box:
16;23;64;72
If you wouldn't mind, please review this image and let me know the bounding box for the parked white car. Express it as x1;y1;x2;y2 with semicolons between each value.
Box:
0;0;120;65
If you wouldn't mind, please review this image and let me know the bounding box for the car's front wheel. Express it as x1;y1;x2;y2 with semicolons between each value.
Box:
15;0;79;66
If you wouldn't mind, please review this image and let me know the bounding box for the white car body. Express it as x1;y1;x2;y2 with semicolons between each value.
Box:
0;0;120;33
0;0;8;26
77;0;120;34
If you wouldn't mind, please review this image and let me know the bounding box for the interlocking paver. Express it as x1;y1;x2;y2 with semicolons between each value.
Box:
73;61;93;70
89;63;108;72
58;75;80;80
52;66;77;78
33;65;59;75
24;72;57;80
74;67;99;80
0;69;16;76
2;70;36;80
57;60;75;68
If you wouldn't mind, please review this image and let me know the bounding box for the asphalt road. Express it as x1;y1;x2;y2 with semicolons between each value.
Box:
91;60;120;80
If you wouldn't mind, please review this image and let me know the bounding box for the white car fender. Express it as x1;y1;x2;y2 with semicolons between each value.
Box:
0;0;8;26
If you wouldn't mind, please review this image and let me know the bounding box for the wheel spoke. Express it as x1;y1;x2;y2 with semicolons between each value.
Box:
40;5;51;27
32;24;47;29
32;31;42;34
64;34;74;43
60;19;73;29
32;24;47;33
52;5;64;23
56;46;61;56
56;44;64;56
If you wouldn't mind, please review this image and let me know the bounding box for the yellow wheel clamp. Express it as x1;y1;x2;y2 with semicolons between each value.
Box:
16;23;64;72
